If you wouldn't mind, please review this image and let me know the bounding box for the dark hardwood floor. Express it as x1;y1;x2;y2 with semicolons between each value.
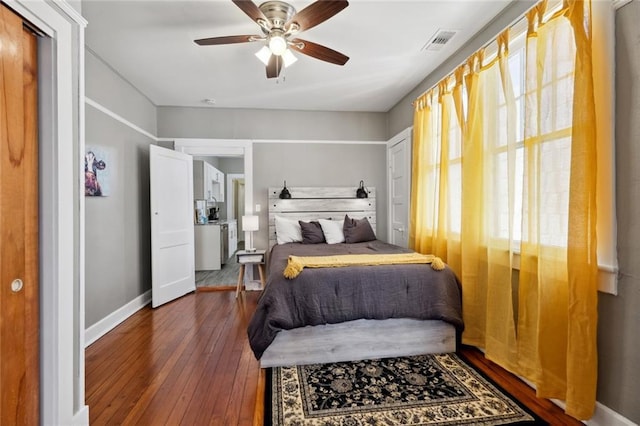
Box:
85;291;582;425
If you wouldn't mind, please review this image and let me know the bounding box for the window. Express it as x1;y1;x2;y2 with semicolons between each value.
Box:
414;0;617;293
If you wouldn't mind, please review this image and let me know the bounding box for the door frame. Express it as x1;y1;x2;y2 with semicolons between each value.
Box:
226;173;245;222
173;138;254;235
174;139;255;280
4;0;88;424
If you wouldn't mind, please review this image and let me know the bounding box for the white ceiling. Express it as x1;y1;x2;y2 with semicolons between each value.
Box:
83;0;513;112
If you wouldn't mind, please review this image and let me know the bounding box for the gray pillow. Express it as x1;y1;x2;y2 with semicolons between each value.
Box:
343;215;376;243
299;220;326;244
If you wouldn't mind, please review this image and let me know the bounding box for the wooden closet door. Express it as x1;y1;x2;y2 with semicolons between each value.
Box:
0;4;39;424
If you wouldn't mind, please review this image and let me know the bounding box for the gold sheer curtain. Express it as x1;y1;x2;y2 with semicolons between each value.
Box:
409;91;436;254
464;35;521;370
410;0;598;419
410;79;463;275
518;1;599;417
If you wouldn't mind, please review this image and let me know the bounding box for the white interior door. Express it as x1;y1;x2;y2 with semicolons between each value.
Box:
150;145;195;308
388;129;412;248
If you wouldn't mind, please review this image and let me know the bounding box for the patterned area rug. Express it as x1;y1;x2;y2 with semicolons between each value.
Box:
266;353;546;425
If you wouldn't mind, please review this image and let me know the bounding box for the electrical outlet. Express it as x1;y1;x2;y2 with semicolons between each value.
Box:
255;204;261;212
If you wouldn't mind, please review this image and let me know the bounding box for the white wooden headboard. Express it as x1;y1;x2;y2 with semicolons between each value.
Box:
268;186;376;248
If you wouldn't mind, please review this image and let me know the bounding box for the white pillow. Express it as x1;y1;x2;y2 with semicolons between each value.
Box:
319;219;345;244
275;216;303;245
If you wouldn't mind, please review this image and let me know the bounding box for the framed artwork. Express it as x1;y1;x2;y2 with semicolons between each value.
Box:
85;147;112;196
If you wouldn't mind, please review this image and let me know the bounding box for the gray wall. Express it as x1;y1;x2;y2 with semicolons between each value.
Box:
85;92;388;328
158;106;387;141
85;50;157;328
252;142;388;249
218;157;244;175
158;107;390;252
596;3;640;423
193;156;220;168
386;0;536;138
86;50;157;135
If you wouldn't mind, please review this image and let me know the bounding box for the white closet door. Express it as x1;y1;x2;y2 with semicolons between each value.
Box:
388;129;412;248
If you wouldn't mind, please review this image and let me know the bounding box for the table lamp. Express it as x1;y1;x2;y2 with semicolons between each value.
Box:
242;215;259;252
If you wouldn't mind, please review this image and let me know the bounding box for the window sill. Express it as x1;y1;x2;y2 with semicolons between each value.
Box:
512;253;618;295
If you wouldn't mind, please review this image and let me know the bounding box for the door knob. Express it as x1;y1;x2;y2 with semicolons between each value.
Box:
11;278;23;293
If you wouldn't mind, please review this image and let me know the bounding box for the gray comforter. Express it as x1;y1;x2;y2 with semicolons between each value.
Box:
247;240;464;359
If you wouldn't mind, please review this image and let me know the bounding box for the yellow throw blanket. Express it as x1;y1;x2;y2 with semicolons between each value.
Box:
283;252;445;279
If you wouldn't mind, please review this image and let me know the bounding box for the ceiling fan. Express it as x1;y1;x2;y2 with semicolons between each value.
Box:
195;0;350;79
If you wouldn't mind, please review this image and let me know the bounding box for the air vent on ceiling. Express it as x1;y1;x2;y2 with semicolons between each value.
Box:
422;29;458;52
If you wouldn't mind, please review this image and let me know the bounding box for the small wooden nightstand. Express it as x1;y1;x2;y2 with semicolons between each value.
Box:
235;249;266;298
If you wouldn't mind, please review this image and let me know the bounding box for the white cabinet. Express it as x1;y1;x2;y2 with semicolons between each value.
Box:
193;160;212;201
228;220;238;255
210;166;224;201
194;224;221;270
193;160;225;202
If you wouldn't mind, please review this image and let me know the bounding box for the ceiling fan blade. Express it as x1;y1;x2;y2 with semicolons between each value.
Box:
266;55;283;79
290;38;349;65
286;0;349;32
194;35;258;46
232;0;268;25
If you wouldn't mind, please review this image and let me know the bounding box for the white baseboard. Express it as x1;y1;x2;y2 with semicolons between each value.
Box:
72;405;89;425
586;402;638;426
84;290;151;347
521;378;636;425
525;385;636;425
476;347;636;425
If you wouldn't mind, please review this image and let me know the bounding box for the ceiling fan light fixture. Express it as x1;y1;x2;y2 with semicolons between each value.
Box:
268;33;288;56
255;45;272;66
282;49;297;67
195;0;350;77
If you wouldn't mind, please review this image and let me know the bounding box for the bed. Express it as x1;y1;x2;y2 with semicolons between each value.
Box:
246;186;464;368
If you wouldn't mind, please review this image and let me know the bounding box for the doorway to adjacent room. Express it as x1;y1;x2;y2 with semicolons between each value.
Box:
174;139;253;290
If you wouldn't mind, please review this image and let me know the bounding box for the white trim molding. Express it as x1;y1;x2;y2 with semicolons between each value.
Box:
613;0;633;10
85;291;152;347
252;138;387;145
72;406;90;426
77;12;88;422
51;0;87;26
478;348;636;426
173;139;254;215
598;266;619;296
85;97;158;141
512;253;617;295
5;0;86;424
586;401;638;426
